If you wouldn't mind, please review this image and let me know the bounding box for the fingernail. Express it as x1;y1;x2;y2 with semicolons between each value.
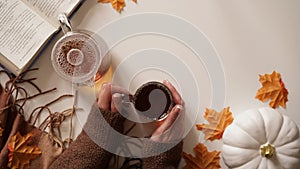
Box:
102;82;108;87
163;80;170;84
112;93;122;98
174;105;183;112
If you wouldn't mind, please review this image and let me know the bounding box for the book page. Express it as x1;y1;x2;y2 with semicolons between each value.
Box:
22;0;82;28
0;0;56;69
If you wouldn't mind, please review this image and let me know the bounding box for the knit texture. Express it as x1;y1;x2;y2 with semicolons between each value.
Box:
49;103;183;169
142;141;183;169
83;103;126;151
49;103;125;169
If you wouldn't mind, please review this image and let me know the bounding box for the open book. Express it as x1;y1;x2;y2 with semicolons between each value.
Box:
0;0;83;75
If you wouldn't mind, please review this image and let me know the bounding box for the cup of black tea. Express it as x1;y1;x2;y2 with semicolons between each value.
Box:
129;81;174;121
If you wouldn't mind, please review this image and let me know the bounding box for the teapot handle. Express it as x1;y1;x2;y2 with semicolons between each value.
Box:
58;13;72;34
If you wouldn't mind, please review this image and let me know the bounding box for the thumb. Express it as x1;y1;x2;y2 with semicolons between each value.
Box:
112;93;135;118
111;93;123;113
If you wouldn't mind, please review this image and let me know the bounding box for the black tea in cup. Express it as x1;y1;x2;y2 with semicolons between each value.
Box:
130;81;174;121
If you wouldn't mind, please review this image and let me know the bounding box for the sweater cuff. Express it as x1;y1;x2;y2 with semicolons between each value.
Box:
142;140;183;168
142;139;183;157
83;103;125;151
49;131;111;169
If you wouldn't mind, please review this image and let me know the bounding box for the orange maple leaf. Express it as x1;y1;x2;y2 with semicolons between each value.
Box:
255;71;288;108
7;132;42;169
98;0;138;12
0;127;3;137
111;0;126;12
196;107;233;141
98;0;126;13
98;0;111;3
182;143;221;169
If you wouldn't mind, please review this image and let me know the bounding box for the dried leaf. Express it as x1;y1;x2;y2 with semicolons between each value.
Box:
0;127;3;137
98;0;111;3
111;0;126;12
255;71;288;108
196;107;233;141
182;143;221;169
98;0;138;12
7;132;42;169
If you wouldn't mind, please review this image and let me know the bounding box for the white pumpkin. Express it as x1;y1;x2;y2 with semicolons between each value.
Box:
222;107;300;169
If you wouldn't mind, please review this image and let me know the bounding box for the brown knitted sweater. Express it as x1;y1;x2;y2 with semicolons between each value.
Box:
49;103;183;169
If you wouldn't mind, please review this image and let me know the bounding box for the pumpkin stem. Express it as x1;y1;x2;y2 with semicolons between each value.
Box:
260;143;275;159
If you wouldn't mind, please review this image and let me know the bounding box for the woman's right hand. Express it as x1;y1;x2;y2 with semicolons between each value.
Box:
150;80;184;142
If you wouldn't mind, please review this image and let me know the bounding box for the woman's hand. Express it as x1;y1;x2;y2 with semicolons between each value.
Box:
150;80;184;142
98;81;185;143
97;82;129;113
97;82;118;112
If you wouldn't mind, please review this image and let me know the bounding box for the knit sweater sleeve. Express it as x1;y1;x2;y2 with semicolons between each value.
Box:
142;140;183;169
49;103;125;169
